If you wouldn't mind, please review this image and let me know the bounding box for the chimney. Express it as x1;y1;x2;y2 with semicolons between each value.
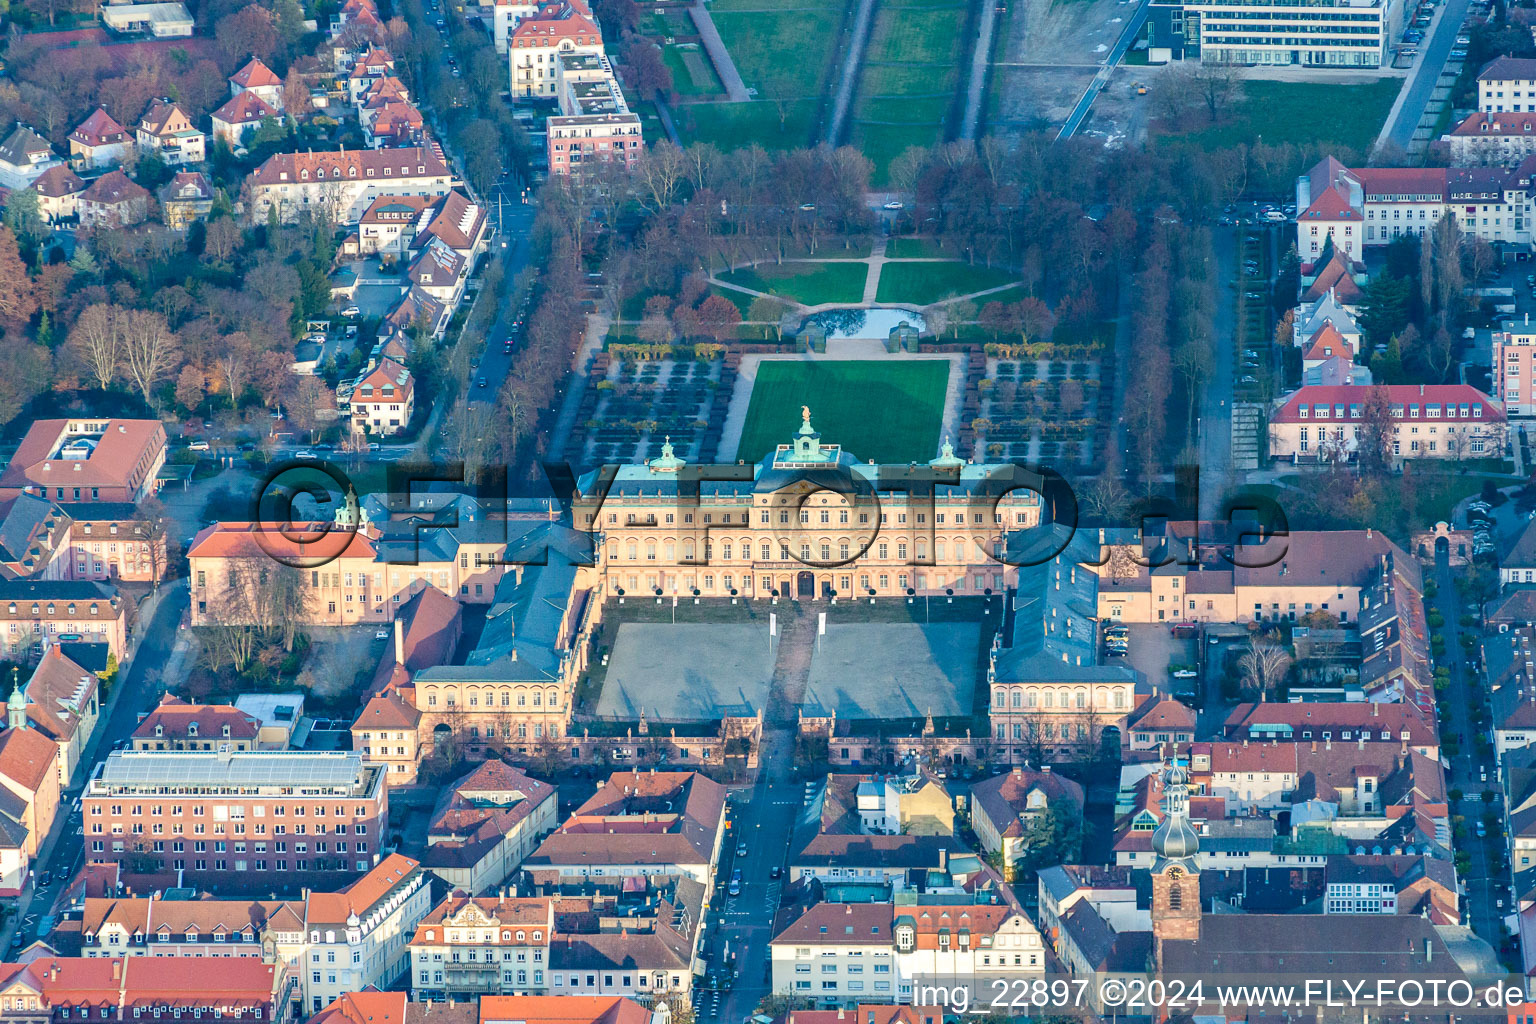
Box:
394;617;404;665
112;959;122;981
1311;740;1317;753
939;848;948;871
845;905;853;915
1372;704;1379;717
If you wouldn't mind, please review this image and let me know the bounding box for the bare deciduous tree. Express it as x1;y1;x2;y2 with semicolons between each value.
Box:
66;303;121;391
119;309;180;408
1238;633;1291;700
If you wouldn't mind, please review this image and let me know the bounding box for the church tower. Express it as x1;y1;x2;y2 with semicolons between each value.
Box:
1150;760;1201;953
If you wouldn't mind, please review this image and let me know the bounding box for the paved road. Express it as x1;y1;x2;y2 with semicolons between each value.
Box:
960;0;999;140
824;0;879;145
1197;228;1238;517
0;581;189;954
689;1;752;102
1056;0;1149;141
707;731;798;1024
1431;550;1507;951
467;198;539;409
1379;0;1471;154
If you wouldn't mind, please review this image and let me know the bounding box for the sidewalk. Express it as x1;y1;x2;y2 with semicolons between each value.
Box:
0;580;189;954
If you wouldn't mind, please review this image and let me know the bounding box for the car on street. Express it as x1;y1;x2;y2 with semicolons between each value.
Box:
294;450;317;460
39;871;50;886
375;629;390;640
477;377;487;388
728;869;741;896
798;203;815;212
736;842;747;858
185;440;210;451
1240;375;1259;384
882;200;903;211
770;866;782;879
341;305;361;318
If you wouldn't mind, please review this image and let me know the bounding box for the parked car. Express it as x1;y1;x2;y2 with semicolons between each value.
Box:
185;440;210;451
294;450;317;460
341;305;361;318
882;200;904;211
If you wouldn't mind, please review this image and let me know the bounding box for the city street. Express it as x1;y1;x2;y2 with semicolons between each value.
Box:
0;580;189;954
1430;550;1509;955
467;186;539;408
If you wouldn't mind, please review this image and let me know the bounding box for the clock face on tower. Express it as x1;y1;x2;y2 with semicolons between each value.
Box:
1167;866;1183;880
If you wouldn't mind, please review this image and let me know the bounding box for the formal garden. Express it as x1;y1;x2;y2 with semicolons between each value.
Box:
562;349;735;464
973;355;1109;472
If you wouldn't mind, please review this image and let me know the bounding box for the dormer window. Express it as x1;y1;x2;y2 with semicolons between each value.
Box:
188;722;199;737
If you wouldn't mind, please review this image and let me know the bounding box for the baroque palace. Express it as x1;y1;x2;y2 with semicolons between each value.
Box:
575;410;1045;600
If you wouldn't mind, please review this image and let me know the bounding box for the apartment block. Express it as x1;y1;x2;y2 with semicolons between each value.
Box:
81;750;388;889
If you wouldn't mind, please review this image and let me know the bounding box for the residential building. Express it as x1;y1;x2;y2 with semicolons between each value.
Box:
231;58;286;110
577;414;1041;601
477;995;660;1024
235;694;307;749
1221;701;1438;758
1269;383;1505;462
1322;855;1458;921
1444;111;1536;166
0;124;63;190
311;991;477;1024
490;0;541;53
0;579;127;663
793;772;968;885
68;109;132;170
158;170;214;230
1123;694;1197;750
421;760;558;894
970;767;1086;870
1142;0;1401;68
410;877;705;1001
0;957;289;1022
0;714;62;860
80;893;305;957
354;195;432;256
32;165;85;223
247;147;455;225
211;91;280;150
77;169;151;230
187;522;385;626
406;238;469;306
1487;626;1536;758
1504;521;1536;589
770;896;1045;1009
80;749;389;888
58;502;169;583
298;854;432;1014
135;100;205;165
507;0;605;99
99;1;194;36
130;694;262;751
351;357;415;436
0;418;166;504
1494;327;1536;417
14;645;101;786
1479;56;1536;113
524;770;726;885
407;894;556;999
546;53;641;175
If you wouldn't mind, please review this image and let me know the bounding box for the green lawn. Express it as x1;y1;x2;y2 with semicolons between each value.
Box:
1154;79;1400;156
717;261;868;305
737;360;950;463
886;237;957;258
850;3;965;183
662;44;724;97
710;6;845;98
874;261;1018;304
680;99;820;152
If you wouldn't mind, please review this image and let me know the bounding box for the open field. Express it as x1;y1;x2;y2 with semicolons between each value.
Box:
736;359;950;463
1153;79;1399;154
850;1;967;182
985;0;1135;135
678;98;821;151
709;4;845;98
597;622;775;719
717;261;868;305
874;261;1018;304
663;45;724;97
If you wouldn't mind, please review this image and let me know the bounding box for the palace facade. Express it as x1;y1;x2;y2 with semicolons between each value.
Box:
573;412;1044;601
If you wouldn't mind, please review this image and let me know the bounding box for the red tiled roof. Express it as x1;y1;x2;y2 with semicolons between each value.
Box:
251;147;450;185
306;853;419;926
131;694;260;743
69;108;127;148
477;995;652;1024
1301;322;1352;361
0;419;165;494
0;724;57;792
1478;55;1536;82
1354;167;1449;199
80;169;150;206
212;90;278;126
1449;111;1536;137
33;165;85;198
1272;384;1503;424
186;521;379;562
231;57;282;88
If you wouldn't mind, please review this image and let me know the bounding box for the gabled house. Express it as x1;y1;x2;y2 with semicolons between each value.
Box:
77;170;151;230
16;645;100;787
135;100;205;166
350;357;415;436
31;165;85;224
158;171;214;231
229;57;285;110
970;766;1085;870
67;109;132;171
210;91;279;150
0;125;62;190
406;237;468;306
